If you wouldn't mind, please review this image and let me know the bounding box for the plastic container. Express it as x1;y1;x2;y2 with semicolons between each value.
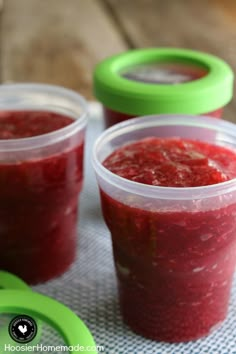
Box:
0;84;87;284
93;48;234;128
93;115;236;342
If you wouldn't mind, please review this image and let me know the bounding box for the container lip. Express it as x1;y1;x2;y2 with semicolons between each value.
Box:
93;48;234;115
92;114;236;201
0;83;88;151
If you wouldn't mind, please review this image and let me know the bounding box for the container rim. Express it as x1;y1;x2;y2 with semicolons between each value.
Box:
92;114;236;200
0;83;88;151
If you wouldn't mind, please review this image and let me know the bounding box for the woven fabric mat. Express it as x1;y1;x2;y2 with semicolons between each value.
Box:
35;106;236;354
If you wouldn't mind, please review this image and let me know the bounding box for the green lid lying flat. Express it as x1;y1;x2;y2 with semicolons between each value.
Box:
93;48;234;115
0;273;96;353
0;290;97;354
0;271;29;290
0;273;43;351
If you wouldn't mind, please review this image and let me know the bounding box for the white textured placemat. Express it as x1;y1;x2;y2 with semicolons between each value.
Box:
35;105;236;354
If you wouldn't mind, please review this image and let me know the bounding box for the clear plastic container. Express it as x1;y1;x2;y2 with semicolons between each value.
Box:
93;114;236;342
0;84;87;284
103;106;223;128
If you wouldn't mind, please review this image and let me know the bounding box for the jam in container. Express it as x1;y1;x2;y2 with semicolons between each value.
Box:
0;84;87;284
93;115;236;342
93;48;234;128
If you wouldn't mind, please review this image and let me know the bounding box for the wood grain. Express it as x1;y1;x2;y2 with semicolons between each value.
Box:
105;0;236;122
1;0;128;98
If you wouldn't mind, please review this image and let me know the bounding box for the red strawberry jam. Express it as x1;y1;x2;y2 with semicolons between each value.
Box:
102;137;236;342
0;111;84;284
103;107;223;128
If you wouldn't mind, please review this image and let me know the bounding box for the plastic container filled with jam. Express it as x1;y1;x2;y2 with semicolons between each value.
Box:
93;114;236;342
0;84;87;285
93;48;234;128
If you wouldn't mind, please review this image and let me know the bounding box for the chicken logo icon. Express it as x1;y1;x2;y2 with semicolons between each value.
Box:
9;315;37;343
18;324;28;335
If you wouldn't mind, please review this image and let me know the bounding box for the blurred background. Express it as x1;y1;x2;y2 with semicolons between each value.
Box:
0;0;235;121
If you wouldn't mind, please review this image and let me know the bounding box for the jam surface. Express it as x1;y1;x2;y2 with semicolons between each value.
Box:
103;137;236;187
0;111;83;284
0;111;72;139
101;137;236;342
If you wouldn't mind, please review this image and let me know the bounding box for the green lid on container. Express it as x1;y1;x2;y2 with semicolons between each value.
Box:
93;48;234;115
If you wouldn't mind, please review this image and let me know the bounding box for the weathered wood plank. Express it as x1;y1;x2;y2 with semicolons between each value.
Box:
105;0;236;122
1;0;128;98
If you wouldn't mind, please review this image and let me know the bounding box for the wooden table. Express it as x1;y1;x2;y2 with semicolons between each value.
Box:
1;0;236;121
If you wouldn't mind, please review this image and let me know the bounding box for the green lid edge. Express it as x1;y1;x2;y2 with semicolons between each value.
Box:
0;273;43;349
94;48;234;115
0;290;97;354
0;271;29;290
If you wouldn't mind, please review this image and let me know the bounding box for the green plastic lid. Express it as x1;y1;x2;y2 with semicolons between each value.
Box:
93;48;234;115
0;271;29;290
0;290;97;354
0;273;44;351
